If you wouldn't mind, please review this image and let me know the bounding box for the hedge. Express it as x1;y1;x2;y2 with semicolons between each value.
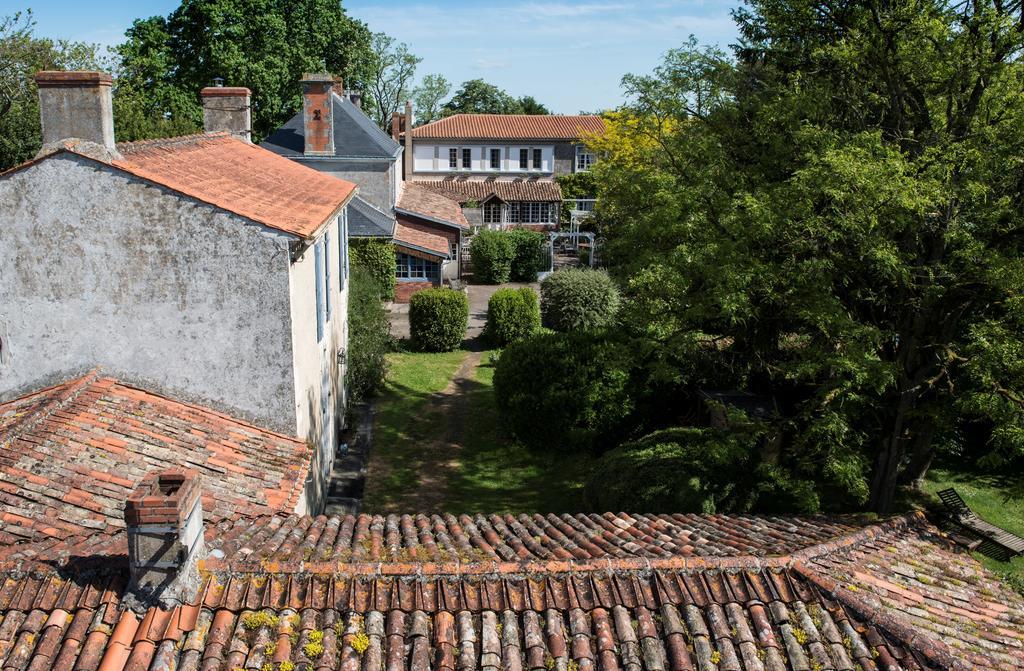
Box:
493;331;636;453
507;229;547;282
409;288;469;352
540;268;620;332
484;287;540;346
470;230;515;284
349;238;395;301
345;268;392;401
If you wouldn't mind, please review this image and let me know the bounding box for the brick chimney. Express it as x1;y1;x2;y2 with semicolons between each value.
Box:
34;71;115;151
124;469;205;608
403;100;413;181
301;73;336;156
391;111;401;142
201;84;252;142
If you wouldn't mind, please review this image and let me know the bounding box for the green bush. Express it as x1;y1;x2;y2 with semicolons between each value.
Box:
507;229;547;282
409;288;469;352
493;331;636;453
470;230;515;284
349;238;396;301
540;268;620;332
484;287;540;346
584;426;820;514
346;269;392;401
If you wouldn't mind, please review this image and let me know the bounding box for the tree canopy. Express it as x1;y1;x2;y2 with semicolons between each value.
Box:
593;2;1024;513
441;78;549;116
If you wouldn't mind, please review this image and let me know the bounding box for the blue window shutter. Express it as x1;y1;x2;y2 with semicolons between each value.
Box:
315;239;324;342
324;231;332;319
339;210;348;289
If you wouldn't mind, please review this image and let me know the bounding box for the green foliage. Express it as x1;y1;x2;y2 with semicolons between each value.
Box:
346;269;392;401
540;268;620;332
349;238;396;301
585;427;818;514
485;287;540;346
0;10;107;170
409;288;468;352
494;331;636;453
557;171;598;223
441;78;549;116
470;230;515;284
594;3;1024;512
507;229;547;282
114;0;374;141
365;32;420;130
412;74;450;126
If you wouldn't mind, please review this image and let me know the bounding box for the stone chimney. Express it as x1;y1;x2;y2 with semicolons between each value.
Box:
201;84;252;142
124;468;205;608
403;100;413;181
34;71;115;151
348;89;363;109
301;73;336;156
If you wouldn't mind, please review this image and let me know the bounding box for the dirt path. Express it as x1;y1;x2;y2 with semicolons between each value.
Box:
409;349;484;511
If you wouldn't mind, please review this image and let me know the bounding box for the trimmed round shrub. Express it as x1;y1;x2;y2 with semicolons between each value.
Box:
409;288;469;352
541;268;620;332
350;238;396;301
346;268;392;401
507;229;547;282
470;230;515;284
493;331;636;453
584;427;820;514
484;287;540;346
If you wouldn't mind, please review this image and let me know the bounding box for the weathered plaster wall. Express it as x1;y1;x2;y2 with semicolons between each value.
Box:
288;212;349;512
309;160;394;213
553;142;576;176
0;154;298;434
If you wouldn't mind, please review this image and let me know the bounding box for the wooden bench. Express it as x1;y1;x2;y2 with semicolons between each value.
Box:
938;487;1024;560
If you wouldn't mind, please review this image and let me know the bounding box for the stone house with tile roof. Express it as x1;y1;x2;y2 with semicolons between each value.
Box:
0;72;356;510
401;113;605;231
0;465;1020;671
263;76;470;301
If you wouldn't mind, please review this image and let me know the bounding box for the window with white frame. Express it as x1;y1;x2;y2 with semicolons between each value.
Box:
448;147;458;169
483;201;502;223
490;148;501;170
576;145;595;171
462;148;472;170
395;252;440;281
509;201;554;223
519;148;529;170
532;148;543;171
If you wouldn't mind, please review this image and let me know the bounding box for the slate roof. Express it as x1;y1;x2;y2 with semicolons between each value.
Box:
414;179;562;203
0;513;1019;670
397;182;470;229
262;94;402;159
411;114;606;140
0;371;310;545
349;197;395;238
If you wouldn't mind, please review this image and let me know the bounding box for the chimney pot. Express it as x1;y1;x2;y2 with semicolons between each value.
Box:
35;71;115;151
124;468;205;609
201;85;252;142
301;73;336;156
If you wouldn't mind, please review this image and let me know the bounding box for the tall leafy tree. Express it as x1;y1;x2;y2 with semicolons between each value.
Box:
441;79;549;116
412;73;450;126
115;0;374;141
0;10;105;170
595;2;1024;513
364;32;420;130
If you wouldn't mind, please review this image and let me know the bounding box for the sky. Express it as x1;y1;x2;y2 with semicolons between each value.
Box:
22;0;743;114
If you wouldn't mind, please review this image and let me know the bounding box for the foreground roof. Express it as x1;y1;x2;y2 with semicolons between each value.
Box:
415;179;562;203
411;114;605;140
0;512;1020;670
3;133;356;238
397;182;470;228
262;93;402;159
0;371;310;544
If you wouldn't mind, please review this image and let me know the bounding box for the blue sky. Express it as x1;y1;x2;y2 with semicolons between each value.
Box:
23;0;742;113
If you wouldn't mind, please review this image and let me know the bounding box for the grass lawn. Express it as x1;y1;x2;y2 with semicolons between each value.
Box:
362;348;593;513
923;466;1024;587
445;352;594;513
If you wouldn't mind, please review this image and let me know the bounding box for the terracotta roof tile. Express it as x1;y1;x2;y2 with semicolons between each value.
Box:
394;219;453;257
411;114;605;140
414;179;562;203
397;182;469;227
0;371;311;547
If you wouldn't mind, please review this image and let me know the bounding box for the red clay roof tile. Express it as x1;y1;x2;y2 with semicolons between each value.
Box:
397;182;469;227
411;114;605;140
394;219;453;257
413;178;562;203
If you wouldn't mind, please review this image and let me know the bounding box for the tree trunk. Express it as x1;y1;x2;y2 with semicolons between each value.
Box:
899;422;937;490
